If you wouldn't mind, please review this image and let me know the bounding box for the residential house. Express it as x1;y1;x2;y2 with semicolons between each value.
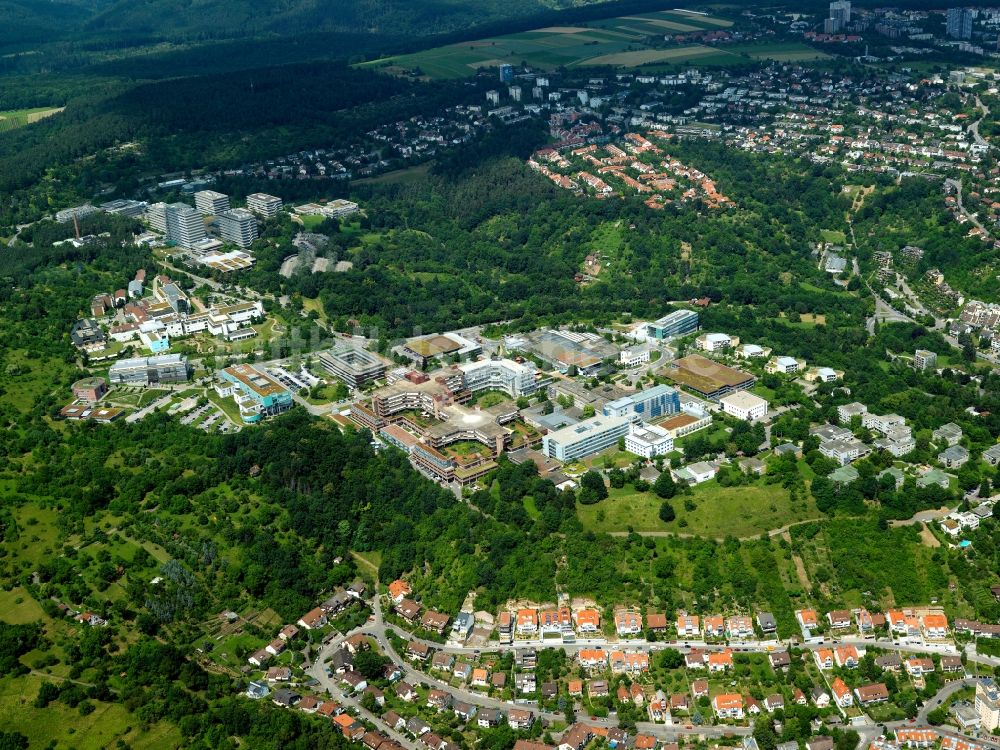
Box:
589;680;610;698
427;689;451;711
470;667;489;687
395;681;416;702
508;708;535;730
388;580;412;604
906;657;935;676
941;656;964;673
676;613;700;637
616;610;642;636
691;680;709;698
478;709;502;729
579;648;608;669
422;610;450;634
875;654;902;671
406;640;430;661
922;613;949;639
272;689;301;708
712;693;745;720
646;613;668;632
827;610;852;629
708;650;734;672
812;686;830;708
453;701;477;722
703;615;725;638
266;666;291;682
567;680;583;697
814;649;834;670
834;646;859;668
406;717;430;736
648;690;668;722
559;725;592;750
831;678;853;708
516;608;538;634
796;609;818;631
757;612;777;635
764;694;785;712
431;652;455;672
279;624;299;641
265;638;286;657
396;598;422;623
855;683;889;706
575;608;601;633
770;651;791;670
383;710;405;731
727;616;754;639
297;607;327;630
671;693;689;712
248;649;271;667
515;673;536;694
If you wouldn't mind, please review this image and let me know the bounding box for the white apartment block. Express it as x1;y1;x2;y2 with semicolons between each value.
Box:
695;332;737;352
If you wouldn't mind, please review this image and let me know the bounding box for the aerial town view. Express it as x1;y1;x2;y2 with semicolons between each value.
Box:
6;1;1000;749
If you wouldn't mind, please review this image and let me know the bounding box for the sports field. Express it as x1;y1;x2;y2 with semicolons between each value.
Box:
358;9;748;79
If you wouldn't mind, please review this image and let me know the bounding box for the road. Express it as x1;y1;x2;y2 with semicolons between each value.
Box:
945;178;987;236
299;592;1000;750
969;96;990;150
124;393;175;423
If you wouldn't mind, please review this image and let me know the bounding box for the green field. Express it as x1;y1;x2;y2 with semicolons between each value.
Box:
727;42;831;62
577;480;820;538
0;674;180;750
0;106;63;133
357;9;741;79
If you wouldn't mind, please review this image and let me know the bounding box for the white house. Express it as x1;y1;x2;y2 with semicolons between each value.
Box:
695;332;736;352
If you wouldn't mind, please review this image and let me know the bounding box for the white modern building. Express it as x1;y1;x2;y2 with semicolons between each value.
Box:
619;347;651;367
194;190;230;215
719;391;768;421
147;202;207;247
459;358;538;398
624;422;674;459
695;332;736;352
246;193;283;218
542;414;634;462
216;208;259;248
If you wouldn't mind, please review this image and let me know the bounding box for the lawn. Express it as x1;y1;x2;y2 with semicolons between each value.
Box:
578;480;819;538
820;229;847;244
727;42;831;61
0;588;49;625
0;674;181;749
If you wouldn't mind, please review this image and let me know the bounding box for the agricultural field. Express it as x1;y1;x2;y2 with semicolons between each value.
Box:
0;106;63;133
358;9;742;79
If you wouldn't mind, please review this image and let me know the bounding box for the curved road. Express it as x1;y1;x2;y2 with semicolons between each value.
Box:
300;594;1000;750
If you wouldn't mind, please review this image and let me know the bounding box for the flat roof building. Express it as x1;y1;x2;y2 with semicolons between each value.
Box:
217;364;293;424
603;384;680;420
542;414;634;462
147;202;207;247
459;358;538;398
667;354;755;401
216;208;259;248
247;193;283;219
624;422;674;459
318;345;387;388
194;190;230;215
109;354;189;385
647;309;699;340
719;391;768;421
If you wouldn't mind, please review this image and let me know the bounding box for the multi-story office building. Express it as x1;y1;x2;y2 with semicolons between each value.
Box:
459;358;538;398
646;309;699;340
216;364;293;424
947;7;973;39
318;345;387;388
246;193;283;218
603;384;681;420
624;422;674;459
108;354;189;385
216;208;259;248
147;202;207;247
542;414;634;461
193;190;230;215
